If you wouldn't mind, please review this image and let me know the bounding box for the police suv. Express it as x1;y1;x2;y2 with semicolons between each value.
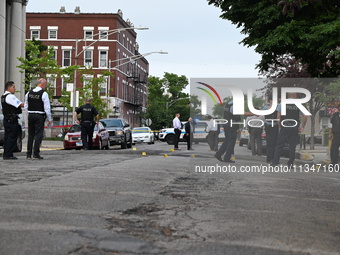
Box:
159;120;224;145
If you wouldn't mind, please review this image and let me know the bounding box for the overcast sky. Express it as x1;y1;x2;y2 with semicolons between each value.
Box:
26;0;261;82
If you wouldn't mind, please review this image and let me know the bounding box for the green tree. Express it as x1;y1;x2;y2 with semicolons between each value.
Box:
189;95;202;119
142;73;190;130
207;0;339;77
261;54;339;149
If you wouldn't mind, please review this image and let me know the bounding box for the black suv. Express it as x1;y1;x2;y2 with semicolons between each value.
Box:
0;113;25;152
100;118;132;149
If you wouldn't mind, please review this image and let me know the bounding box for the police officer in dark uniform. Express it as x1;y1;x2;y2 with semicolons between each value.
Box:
74;98;99;150
1;81;24;160
24;78;53;160
329;103;340;166
263;96;279;163
215;101;247;163
272;93;307;167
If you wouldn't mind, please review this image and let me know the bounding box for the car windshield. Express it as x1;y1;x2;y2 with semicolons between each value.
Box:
132;127;149;133
69;125;81;132
101;119;123;127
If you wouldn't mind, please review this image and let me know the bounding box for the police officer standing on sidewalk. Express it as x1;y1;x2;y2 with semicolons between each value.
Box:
329;103;340;166
24;78;52;160
263;96;279;163
74;98;99;150
1;81;24;160
272;92;307;168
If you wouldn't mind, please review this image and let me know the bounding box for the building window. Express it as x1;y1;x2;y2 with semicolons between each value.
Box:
98;76;108;97
48;30;57;40
84;50;93;67
83;76;93;95
98;26;109;40
63;50;71;67
48;26;58;40
84;30;93;40
47;76;57;96
99;30;108;40
31;30;40;40
49;46;57;61
99;50;108;68
61;77;70;92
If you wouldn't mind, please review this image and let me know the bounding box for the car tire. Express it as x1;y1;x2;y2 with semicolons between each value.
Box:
127;134;132;148
121;136;127;149
166;134;175;145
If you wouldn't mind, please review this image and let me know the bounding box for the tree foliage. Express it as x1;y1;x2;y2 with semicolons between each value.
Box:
143;73;191;130
207;0;339;77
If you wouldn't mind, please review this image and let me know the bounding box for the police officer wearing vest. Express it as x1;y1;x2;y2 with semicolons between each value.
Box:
263;96;279;163
74;98;99;150
24;78;52;160
329;103;340;166
272;93;307;168
1;81;24;160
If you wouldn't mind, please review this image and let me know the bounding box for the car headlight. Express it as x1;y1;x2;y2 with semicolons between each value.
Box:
116;130;124;135
64;134;69;140
145;136;149;138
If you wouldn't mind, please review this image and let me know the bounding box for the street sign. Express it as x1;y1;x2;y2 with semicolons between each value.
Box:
66;83;73;92
145;118;152;126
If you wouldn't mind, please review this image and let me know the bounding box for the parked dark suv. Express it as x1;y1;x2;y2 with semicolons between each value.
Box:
100;118;132;149
0;113;25;152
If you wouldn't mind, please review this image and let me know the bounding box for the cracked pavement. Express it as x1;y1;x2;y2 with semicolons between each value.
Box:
0;143;339;255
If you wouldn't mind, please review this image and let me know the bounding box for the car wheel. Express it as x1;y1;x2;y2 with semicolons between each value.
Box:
121;136;127;149
14;134;22;152
127;134;132;148
166;134;175;145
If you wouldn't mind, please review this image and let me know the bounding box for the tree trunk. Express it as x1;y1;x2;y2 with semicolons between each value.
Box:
310;114;315;150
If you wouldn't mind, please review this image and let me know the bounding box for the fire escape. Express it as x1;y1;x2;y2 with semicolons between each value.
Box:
127;59;147;127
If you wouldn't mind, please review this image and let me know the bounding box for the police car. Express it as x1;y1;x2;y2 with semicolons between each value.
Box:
159;120;224;145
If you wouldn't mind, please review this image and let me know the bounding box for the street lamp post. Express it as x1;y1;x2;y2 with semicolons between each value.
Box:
71;26;149;123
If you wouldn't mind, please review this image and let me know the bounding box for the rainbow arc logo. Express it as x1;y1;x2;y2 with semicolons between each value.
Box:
196;82;223;105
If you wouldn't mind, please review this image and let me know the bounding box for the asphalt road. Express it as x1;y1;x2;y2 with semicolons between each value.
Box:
0;141;339;255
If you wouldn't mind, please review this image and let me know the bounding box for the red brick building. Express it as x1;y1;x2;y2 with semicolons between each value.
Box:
26;7;149;127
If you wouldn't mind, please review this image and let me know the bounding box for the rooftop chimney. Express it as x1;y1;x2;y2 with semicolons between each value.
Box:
75;6;80;14
60;6;66;13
